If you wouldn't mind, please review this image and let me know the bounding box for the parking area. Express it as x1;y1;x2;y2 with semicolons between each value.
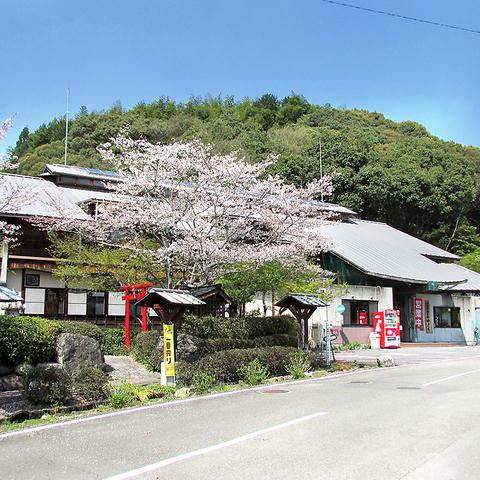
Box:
335;345;480;365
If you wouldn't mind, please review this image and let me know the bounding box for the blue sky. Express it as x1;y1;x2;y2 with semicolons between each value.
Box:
1;0;479;154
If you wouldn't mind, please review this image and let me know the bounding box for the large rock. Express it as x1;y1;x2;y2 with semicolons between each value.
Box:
151;333;197;368
56;333;104;375
0;365;13;376
377;354;395;368
2;373;24;391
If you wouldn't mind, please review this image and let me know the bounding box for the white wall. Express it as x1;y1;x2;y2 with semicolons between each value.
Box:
413;293;476;344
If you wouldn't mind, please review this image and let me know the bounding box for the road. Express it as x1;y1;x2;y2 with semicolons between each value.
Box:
2;347;480;480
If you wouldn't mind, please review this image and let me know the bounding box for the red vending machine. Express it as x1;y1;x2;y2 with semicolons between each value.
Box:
356;310;369;325
373;310;401;348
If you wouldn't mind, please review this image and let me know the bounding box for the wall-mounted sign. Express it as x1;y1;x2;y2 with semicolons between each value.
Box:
425;300;433;333
414;298;423;330
336;304;346;314
163;324;175;377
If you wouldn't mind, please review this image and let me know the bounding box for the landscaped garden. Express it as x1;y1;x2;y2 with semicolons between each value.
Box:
0;314;371;432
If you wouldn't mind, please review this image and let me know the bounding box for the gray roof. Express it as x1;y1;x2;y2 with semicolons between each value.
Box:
0;285;23;302
41;164;122;182
0;174;91;220
136;289;206;307
317;220;466;285
442;264;480;292
276;293;329;308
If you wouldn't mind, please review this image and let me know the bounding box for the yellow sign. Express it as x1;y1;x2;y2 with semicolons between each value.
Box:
163;324;175;377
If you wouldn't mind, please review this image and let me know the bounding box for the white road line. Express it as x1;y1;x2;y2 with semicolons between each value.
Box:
102;412;327;480
421;368;480;387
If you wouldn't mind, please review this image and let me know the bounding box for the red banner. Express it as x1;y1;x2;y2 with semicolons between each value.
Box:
414;298;423;330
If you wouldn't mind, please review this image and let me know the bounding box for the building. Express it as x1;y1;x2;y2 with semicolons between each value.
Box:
247;218;480;345
2;164;480;344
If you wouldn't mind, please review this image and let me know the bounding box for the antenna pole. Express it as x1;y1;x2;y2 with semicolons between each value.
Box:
319;138;324;203
64;88;70;166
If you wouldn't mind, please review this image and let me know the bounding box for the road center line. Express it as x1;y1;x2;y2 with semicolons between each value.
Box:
102;412;327;480
421;368;480;387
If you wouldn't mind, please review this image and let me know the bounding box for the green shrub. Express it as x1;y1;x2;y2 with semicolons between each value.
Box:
101;328;127;355
183;315;298;341
237;358;269;385
332;342;370;352
57;321;104;344
253;334;297;348
73;367;109;404
131;330;160;369
26;366;73;406
285;350;312;379
108;382;140;408
0;316;61;366
107;382;175;408
192;370;217;394
176;346;296;385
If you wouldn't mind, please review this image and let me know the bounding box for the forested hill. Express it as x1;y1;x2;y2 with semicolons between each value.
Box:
9;94;480;255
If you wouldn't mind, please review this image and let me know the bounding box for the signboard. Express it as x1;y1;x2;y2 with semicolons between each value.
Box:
414;298;423;330
163;324;175;377
425;300;433;333
336;304;346;314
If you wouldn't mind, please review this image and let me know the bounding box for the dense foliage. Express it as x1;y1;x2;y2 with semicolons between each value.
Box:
0;316;60;366
176;346;297;384
0;316;126;366
26;365;73;406
182;314;299;340
9;94;480;252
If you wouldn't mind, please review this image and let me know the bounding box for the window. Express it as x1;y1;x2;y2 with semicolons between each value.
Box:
341;300;379;326
25;274;40;287
434;307;461;328
44;288;66;316
87;291;106;316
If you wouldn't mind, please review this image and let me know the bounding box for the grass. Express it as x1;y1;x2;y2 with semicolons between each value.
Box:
0;362;374;434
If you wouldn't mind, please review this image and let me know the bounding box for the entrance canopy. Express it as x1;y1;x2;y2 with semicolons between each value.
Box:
276;293;328;349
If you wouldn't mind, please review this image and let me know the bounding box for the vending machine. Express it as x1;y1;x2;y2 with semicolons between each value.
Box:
373;310;401;348
356;310;369;325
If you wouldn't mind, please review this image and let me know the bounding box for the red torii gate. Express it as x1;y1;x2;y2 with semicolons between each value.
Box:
120;282;153;349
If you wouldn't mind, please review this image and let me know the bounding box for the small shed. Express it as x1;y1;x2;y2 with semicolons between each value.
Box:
136;288;205;324
188;284;232;317
276;293;328;349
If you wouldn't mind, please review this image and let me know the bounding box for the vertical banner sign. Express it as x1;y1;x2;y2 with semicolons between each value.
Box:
424;300;432;333
414;298;424;330
163;324;175;377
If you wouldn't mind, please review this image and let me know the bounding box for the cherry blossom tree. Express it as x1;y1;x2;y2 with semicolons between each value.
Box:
40;135;336;287
0;118;23;241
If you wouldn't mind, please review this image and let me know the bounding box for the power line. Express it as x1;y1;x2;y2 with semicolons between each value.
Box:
319;0;480;35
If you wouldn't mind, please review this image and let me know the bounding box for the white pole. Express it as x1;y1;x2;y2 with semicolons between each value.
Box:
0;240;9;284
64;88;70;166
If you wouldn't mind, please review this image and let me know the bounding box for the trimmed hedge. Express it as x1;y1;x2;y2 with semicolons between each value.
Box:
182;315;298;340
176;346;297;384
56;321;104;344
101;328;127;355
0;316;60;366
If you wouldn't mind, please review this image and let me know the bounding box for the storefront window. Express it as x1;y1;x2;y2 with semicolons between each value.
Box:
87;291;106;316
433;307;461;328
341;300;378;326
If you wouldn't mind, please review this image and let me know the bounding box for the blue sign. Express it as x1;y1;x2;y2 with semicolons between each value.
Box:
336;304;346;314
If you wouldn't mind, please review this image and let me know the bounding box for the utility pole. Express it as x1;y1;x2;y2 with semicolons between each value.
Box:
319;138;324;203
64;88;70;166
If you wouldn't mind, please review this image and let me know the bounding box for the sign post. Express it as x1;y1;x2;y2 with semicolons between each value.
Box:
163;323;176;386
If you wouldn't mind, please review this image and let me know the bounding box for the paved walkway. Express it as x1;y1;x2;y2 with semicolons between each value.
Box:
335;345;480;365
105;355;162;385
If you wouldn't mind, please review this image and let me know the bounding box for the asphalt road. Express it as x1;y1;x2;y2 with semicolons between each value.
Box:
2;348;480;480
